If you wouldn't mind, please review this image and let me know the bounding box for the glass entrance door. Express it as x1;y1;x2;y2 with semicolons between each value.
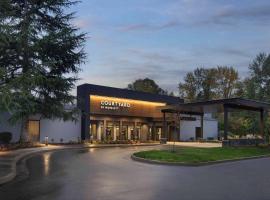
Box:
105;122;114;141
136;124;141;141
156;127;162;141
120;125;128;140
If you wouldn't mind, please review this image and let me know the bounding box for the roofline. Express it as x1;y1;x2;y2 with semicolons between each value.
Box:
78;83;177;99
77;83;183;104
178;98;270;107
161;97;270;114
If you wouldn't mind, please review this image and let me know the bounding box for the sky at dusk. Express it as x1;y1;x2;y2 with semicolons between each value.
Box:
71;0;270;94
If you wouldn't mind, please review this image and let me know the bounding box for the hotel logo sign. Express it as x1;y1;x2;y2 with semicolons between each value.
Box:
100;100;131;110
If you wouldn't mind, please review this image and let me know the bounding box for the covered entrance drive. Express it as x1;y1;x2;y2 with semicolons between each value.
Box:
161;98;270;141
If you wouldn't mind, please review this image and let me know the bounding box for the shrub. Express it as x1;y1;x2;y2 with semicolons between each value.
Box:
0;132;12;144
257;143;269;148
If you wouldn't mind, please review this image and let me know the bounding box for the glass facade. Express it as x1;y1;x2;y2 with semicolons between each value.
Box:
89;119;160;142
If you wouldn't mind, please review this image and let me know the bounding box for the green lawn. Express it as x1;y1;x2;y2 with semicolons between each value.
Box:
134;147;270;164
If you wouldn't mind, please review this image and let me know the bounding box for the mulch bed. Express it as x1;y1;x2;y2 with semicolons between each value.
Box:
0;142;44;151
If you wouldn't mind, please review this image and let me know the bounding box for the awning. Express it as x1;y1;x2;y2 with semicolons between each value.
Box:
161;98;270;115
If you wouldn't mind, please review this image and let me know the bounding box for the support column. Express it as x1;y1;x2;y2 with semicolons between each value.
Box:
134;122;137;141
79;91;90;141
81;112;90;141
200;113;204;139
113;122;117;141
97;121;101;140
178;113;181;141
162;112;167;138
260;109;265;139
103;120;106;141
119;120;122;140
152;122;156;141
224;105;228;140
132;122;136;140
173;120;177;141
127;124;131;140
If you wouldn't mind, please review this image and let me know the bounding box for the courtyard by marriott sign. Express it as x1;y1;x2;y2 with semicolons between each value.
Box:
100;100;131;110
90;95;166;117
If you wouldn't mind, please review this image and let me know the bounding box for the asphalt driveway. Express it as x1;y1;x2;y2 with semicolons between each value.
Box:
0;146;270;200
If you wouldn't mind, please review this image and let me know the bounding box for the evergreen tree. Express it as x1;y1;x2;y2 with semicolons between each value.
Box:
0;0;86;141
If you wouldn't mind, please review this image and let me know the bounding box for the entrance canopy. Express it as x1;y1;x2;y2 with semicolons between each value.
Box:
162;98;270;114
161;98;270;140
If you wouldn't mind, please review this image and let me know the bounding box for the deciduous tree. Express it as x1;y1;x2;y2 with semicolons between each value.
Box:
245;53;270;102
178;66;241;102
127;78;170;95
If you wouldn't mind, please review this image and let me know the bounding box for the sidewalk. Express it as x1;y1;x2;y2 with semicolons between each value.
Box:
0;143;159;185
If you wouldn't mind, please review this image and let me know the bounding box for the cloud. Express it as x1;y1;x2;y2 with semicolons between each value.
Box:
127;48;189;63
216;4;270;19
119;24;150;32
219;49;252;58
203;4;270;25
75;0;270;94
127;1;270;31
81;48;196;93
72;19;91;29
79;43;259;93
118;20;181;32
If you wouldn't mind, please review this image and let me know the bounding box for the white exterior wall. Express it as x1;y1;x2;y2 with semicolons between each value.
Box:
0;112;218;143
0;113;22;143
0;113;81;143
180;115;218;141
40;118;81;143
180;120;200;141
203;119;218;139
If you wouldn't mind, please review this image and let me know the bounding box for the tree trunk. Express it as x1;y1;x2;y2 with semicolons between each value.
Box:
19;117;28;143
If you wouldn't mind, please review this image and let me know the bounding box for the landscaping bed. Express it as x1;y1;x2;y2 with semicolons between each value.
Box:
0;142;44;151
133;146;270;164
90;140;157;145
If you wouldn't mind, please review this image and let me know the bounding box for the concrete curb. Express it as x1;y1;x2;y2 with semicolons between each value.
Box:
131;153;270;167
0;143;160;185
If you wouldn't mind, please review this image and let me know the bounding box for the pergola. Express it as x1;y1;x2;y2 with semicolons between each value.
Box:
161;98;270;140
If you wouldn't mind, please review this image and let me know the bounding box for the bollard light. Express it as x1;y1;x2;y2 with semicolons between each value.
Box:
45;136;49;146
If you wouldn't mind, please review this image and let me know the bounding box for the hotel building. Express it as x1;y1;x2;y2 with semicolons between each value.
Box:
0;84;218;143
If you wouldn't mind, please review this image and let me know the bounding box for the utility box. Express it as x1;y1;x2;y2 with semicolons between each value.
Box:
160;138;167;144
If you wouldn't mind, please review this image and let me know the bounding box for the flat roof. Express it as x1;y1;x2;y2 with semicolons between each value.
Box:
162;98;270;114
77;83;183;104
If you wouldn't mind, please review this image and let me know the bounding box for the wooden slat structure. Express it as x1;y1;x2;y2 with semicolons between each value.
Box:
161;98;270;140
